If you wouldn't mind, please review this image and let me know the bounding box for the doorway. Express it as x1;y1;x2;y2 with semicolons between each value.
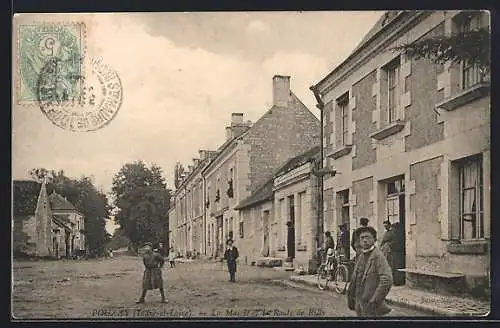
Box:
262;210;270;257
286;195;295;261
53;237;58;259
65;232;70;258
385;176;406;285
216;216;223;258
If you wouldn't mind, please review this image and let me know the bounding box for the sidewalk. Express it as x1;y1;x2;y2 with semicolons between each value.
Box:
289;275;490;316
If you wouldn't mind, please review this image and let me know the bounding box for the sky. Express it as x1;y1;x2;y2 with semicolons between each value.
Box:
12;11;384;234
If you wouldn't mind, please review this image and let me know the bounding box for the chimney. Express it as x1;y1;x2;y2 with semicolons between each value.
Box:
193;158;200;167
226;126;233;140
199;150;206;160
273;75;291;107
231;113;244;125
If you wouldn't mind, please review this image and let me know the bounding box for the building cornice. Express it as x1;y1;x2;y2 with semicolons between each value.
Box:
202;141;240;179
315;11;429;96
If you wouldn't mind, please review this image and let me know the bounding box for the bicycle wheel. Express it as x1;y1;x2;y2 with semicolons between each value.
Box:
334;264;349;294
317;264;329;290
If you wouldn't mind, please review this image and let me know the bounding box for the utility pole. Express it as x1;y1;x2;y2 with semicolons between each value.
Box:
309;85;337;268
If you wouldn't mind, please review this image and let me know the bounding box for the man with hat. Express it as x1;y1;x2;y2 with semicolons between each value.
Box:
136;242;167;303
223;238;239;282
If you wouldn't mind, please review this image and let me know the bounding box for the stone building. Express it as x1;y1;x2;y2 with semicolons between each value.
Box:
13;179;86;258
235;146;321;270
202;75;320;262
311;10;490;298
171;151;217;257
170;75;320;260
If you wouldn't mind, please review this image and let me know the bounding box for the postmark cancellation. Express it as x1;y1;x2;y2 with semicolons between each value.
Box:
15;21;123;132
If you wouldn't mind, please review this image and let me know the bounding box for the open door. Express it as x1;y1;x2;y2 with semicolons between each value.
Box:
262;210;270;257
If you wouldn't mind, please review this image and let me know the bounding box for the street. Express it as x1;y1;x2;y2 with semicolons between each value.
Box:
12;255;429;319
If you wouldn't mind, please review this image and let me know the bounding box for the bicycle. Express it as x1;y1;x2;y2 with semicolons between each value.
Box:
317;249;352;294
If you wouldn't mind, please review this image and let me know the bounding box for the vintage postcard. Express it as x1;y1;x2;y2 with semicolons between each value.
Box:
12;11;491;320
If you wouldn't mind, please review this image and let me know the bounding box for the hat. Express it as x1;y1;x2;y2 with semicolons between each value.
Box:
327;248;334;256
143;242;153;248
226;238;234;245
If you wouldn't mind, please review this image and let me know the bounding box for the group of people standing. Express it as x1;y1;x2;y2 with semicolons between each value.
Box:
135;219;402;317
320;217;405;317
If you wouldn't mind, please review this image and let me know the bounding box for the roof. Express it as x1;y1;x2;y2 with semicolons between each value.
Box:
53;214;71;224
48;192;78;211
274;146;321;179
52;215;71;231
234;178;274;210
351;11;400;54
313;11;410;92
201;127;251;176
235;146;321;211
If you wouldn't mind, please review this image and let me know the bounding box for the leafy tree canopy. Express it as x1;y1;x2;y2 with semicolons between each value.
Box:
24;168;111;256
393;27;490;73
111;161;171;250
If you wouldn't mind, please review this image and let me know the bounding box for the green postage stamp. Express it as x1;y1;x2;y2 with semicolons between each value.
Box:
16;22;86;105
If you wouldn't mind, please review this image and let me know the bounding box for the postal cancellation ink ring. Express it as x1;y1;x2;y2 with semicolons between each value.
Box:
37;56;123;132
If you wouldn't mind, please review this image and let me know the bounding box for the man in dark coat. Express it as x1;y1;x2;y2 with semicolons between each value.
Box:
380;220;394;266
351;217;370;254
136;242;167;303
347;227;393;317
223;239;239;282
336;224;349;260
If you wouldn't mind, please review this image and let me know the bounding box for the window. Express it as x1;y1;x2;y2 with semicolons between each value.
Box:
458;156;484;240
208;225;211;246
227;168;234;198
385;58;401;123
239;221;244;238
386;177;405;224
338;189;350;225
337;95;349;146
459;14;486;90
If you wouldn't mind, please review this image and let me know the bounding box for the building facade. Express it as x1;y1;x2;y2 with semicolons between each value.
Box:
235;146;321;270
204;75;320;262
171;151;217;257
312;10;490;297
171;75;321;261
13;180;86;258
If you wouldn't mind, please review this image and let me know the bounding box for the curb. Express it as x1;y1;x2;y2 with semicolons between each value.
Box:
288;276;485;317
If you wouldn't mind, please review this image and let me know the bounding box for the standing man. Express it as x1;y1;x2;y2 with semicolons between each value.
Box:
351;217;370;254
347;227;393;317
336;224;349;260
136;242;167;304
380;220;395;270
223;239;239;282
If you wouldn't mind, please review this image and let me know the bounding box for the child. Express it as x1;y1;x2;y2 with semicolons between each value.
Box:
168;247;176;268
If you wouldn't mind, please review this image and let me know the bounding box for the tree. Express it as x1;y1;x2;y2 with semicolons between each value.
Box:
393;17;490;73
111;161;171;251
107;227;130;250
26;168;111;257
